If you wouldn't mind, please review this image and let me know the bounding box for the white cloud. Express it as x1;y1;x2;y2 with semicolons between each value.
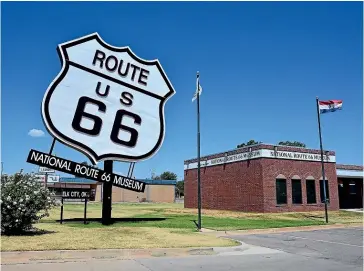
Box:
28;129;45;137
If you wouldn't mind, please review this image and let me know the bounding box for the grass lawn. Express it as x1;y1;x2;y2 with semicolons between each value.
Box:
1;225;238;251
1;202;362;251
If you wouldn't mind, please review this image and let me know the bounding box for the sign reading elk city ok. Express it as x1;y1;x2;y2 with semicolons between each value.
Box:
61;188;91;199
42;33;175;164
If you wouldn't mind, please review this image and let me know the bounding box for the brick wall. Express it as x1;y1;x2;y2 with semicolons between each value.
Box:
184;157;339;213
261;158;339;212
185;159;265;212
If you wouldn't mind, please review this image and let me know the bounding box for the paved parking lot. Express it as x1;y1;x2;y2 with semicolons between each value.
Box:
230;226;363;268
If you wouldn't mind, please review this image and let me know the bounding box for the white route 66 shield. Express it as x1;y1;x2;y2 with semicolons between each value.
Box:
42;33;176;165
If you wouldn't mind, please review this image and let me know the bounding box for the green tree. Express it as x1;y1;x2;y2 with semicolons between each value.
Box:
278;141;306;148
176;180;184;197
237;140;262;148
159;171;177;180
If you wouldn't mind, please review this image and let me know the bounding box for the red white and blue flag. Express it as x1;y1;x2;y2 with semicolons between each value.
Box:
319;100;343;114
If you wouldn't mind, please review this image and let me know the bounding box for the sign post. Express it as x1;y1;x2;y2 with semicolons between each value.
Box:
39;166;55;189
60;198;64;224
84;198;88;225
102;161;113;225
60;187;91;224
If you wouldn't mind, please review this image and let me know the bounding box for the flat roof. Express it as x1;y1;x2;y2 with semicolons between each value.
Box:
184;143;335;164
336;164;363;171
336;164;363;178
337;169;363;178
60;177;97;184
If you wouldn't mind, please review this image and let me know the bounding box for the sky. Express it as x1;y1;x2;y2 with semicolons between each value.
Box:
1;1;363;180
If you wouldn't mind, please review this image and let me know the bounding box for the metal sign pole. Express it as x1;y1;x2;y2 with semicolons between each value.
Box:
45;172;48;188
60;197;64;224
84;198;88;225
102;160;113;225
45;138;56;189
127;162;135;178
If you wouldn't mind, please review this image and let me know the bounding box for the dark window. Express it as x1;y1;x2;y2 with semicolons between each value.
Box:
306;179;316;204
349;182;357;194
276;179;287;204
291;179;302;204
320;179;330;203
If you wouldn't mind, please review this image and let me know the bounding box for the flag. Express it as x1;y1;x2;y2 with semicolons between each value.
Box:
192;73;202;102
319;100;343;114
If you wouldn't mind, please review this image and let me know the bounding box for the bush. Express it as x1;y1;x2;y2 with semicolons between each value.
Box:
1;173;58;235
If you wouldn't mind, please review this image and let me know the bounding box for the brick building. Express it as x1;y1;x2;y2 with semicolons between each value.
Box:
184;143;363;213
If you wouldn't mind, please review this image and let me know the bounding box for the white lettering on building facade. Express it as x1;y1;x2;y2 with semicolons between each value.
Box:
184;149;335;170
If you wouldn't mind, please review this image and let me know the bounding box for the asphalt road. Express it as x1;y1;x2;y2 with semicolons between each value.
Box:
2;227;363;271
229;226;363;268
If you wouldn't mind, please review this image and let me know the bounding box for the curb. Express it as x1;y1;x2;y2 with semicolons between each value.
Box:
0;242;241;265
199;223;363;237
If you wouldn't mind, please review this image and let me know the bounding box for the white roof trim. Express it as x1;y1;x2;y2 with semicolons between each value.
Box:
336;169;363;178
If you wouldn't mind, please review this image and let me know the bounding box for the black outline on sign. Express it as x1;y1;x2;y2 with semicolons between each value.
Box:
41;33;176;165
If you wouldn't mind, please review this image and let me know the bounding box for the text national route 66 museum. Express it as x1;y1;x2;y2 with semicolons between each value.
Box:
184;143;363;212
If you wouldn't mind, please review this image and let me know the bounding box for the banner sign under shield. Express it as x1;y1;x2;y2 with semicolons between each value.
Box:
27;149;146;193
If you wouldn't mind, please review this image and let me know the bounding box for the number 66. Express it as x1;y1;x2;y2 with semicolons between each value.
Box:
71;96;141;147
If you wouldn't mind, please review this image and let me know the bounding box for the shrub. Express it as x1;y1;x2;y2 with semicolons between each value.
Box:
1;173;58;234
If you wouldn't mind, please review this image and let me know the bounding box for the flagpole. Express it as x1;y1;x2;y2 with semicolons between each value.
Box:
197;72;202;231
316;96;329;223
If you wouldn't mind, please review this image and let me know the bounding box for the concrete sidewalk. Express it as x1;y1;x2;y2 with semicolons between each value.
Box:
1;247;216;265
1;242;285;265
341;209;363;213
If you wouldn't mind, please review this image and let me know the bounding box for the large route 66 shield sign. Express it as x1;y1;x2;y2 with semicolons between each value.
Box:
42;33;176;165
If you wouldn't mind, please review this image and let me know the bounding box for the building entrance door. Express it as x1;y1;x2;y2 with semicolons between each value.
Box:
338;179;363;209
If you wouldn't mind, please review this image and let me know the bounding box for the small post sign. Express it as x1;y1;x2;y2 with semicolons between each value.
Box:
60;188;91;225
34;174;60;183
61;188;90;199
39;166;55;173
26;33;176;225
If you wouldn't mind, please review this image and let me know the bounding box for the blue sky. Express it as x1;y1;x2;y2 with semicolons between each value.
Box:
1;1;363;179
